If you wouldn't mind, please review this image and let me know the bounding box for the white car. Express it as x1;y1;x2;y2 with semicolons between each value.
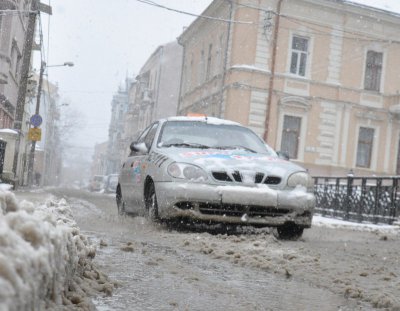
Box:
117;116;315;239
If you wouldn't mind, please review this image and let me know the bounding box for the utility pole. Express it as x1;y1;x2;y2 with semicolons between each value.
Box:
12;0;39;182
263;0;283;143
12;0;52;186
27;61;45;186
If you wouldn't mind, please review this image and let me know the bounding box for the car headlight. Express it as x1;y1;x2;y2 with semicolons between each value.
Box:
287;172;314;188
167;163;208;182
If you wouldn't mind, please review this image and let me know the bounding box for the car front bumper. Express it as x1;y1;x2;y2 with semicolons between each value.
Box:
155;181;315;227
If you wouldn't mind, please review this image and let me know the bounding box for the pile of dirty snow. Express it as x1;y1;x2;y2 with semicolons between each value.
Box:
0;189;114;311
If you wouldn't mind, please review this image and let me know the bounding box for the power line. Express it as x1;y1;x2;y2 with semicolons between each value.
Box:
233;1;400;45
280;14;400;45
134;0;254;24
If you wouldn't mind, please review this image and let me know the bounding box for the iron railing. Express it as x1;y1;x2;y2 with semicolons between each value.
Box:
313;176;400;224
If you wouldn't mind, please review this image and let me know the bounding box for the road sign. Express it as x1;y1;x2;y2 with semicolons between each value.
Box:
30;114;42;127
28;128;41;141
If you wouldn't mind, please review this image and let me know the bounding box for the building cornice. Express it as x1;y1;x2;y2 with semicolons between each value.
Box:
286;0;400;33
178;0;227;45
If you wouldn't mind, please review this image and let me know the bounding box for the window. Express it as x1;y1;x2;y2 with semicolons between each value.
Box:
206;44;212;80
188;55;193;91
144;123;158;149
11;44;21;79
281;115;301;159
199;49;205;84
290;36;308;77
364;50;382;92
356;127;374;168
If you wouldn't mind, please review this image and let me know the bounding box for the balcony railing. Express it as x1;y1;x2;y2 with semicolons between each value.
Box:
313;176;400;224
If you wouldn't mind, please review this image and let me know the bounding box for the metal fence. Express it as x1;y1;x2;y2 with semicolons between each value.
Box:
313;176;400;224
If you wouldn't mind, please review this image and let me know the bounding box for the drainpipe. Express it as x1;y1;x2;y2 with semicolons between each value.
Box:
177;37;186;116
218;0;234;118
153;46;163;121
263;0;283;143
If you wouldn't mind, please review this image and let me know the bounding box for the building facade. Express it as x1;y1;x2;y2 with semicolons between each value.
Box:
132;41;183;135
38;79;62;186
178;0;400;176
0;0;31;128
103;41;184;174
0;0;34;184
91;141;108;177
106;81;129;175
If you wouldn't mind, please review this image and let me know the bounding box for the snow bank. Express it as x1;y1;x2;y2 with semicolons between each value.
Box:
0;190;114;311
312;215;400;234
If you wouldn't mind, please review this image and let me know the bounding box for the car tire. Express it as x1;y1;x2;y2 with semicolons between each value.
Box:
274;223;304;240
146;182;159;221
116;187;126;216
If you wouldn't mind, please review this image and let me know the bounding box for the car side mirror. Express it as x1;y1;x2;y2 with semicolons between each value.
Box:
130;141;148;153
277;151;290;160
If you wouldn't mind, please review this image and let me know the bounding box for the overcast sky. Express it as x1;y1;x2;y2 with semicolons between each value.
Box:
37;0;213;157
37;0;400;159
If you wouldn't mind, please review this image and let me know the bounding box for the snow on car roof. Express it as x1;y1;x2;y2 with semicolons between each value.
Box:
167;116;240;126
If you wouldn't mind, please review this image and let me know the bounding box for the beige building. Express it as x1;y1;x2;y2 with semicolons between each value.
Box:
178;0;400;177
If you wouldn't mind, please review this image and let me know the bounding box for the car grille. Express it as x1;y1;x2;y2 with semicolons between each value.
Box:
175;202;290;217
198;203;289;217
212;171;281;185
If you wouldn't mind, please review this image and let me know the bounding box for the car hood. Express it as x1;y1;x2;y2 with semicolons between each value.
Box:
158;148;306;177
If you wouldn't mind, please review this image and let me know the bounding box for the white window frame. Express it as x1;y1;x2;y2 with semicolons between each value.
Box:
361;46;386;93
353;124;379;171
287;33;312;78
276;111;308;161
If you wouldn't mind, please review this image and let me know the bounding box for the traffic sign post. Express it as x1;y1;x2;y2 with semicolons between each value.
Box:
30;114;43;127
28;128;42;141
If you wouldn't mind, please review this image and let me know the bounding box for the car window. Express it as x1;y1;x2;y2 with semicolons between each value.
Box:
158;121;276;155
137;125;152;144
144;123;159;150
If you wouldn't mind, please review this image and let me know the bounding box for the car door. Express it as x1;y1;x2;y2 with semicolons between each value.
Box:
120;125;151;212
124;123;159;213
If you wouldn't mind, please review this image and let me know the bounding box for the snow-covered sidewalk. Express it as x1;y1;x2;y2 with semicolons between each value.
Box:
0;187;114;311
313;214;400;234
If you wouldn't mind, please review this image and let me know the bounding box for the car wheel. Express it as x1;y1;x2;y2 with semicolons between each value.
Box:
146;182;159;221
116;187;126;216
274;223;304;240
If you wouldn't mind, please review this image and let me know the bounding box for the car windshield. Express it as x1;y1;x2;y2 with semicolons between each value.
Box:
158;121;276;155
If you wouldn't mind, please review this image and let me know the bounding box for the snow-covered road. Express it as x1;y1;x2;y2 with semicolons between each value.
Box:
14;188;400;310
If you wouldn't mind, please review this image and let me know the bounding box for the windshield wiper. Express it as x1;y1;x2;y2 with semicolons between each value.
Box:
213;145;257;153
163;142;211;149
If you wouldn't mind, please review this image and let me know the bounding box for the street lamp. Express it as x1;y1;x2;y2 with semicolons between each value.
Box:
47;62;74;68
27;61;73;186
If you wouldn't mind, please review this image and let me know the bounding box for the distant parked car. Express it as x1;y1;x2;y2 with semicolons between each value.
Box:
117;116;315;240
89;175;105;192
104;174;119;193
